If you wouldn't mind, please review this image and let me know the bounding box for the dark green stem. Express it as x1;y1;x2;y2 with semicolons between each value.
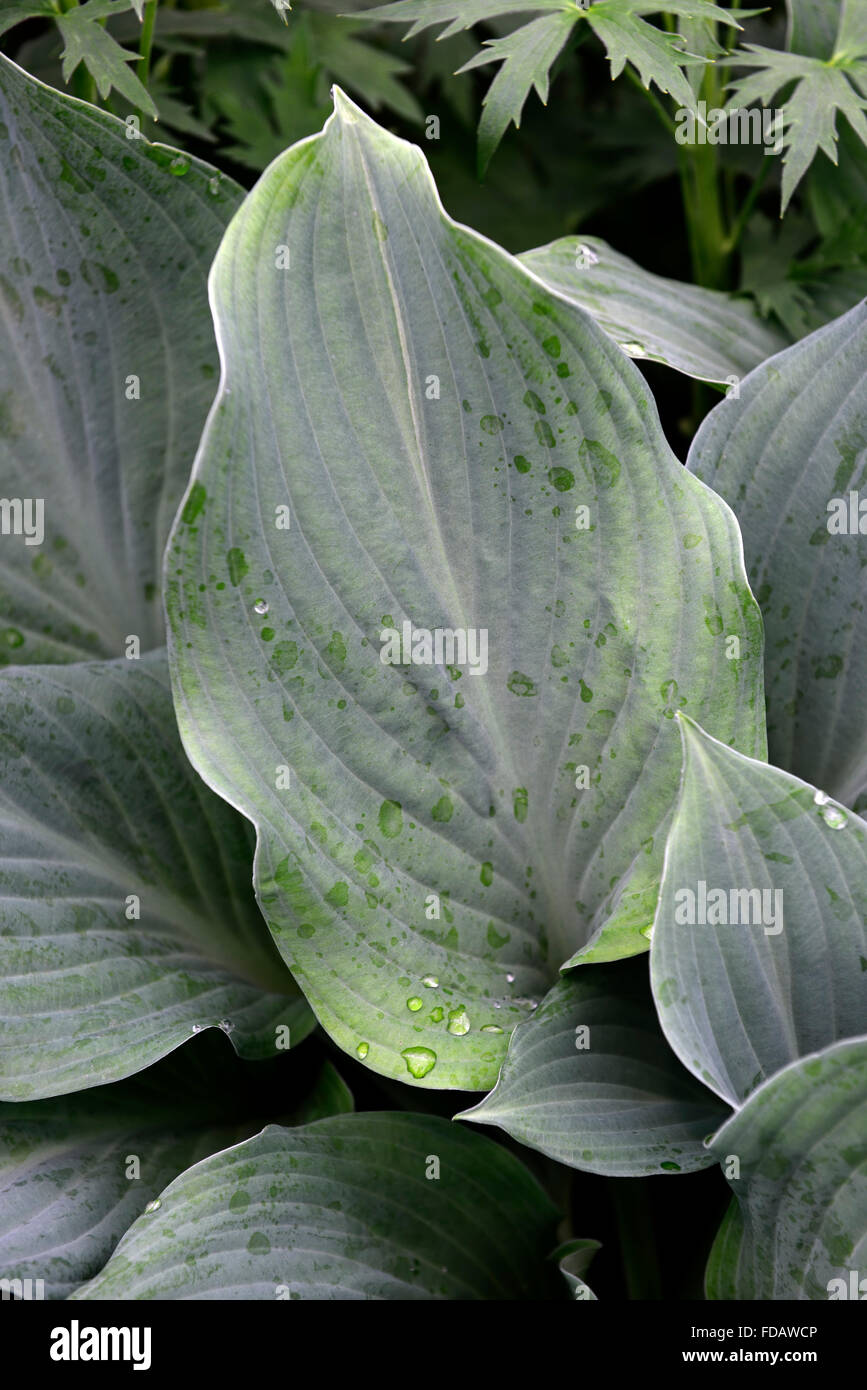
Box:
138;0;158;89
723;153;773;254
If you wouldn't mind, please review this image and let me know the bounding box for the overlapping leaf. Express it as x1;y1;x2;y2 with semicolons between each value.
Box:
56;1;156;117
362;1;740;167
519;235;789;382
651;716;867;1108
0;651;313;1100
0;1035;350;1299
0;53;242;665
728;1;867;212
459;960;728;1174
457;11;577;174
73;1113;565;1299
166;92;765;1091
705;1036;867;1299
688;302;867;808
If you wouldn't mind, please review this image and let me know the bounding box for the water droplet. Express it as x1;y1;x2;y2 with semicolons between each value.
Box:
641;923;654;940
208;175;221;195
574;243;599;268
219;1019;234;1033
191;1023;205;1034
622;341;646;356
422;975;439;988
253;599;269;616
401;1046;437;1078
814;788;848;826
169;153;191;176
447;1006;471;1036
481;1024;503;1033
493;1000;501;1009
506;972;515;984
356;1041;369;1059
406;996;423;1012
144;1198;161;1214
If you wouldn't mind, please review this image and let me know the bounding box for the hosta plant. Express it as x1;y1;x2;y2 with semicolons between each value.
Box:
0;0;864;1306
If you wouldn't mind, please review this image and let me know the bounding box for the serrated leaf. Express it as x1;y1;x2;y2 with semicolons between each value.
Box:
0;53;243;664
583;0;737;115
166;92;765;1092
0;652;314;1101
313;19;424;126
519;235;789;382
57;4;157;118
727;43;867;210
651;715;867;1109
459;960;729;1174
72;1113;565;1299
0;1036;350;1298
705;1036;867;1299
458;11;577;174
362;2;740;165
688;302;867;806
360;2;576;46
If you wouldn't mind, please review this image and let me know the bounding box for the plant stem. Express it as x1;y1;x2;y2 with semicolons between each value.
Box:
624;66;676;135
679;136;729;288
138;0;158;90
723;153;772;254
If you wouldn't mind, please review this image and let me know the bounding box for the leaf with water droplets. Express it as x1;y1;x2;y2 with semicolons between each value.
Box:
460;960;727;1175
519;235;788;384
651;715;867;1108
0;53;242;665
72;1114;565;1300
0;652;313;1099
166;92;765;1090
0;1034;352;1297
688;303;867;809
705;1035;867;1299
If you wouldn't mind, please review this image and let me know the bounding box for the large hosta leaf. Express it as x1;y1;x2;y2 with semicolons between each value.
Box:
0;52;242;665
705;1036;867;1300
166;92;765;1091
651;716;867;1108
73;1113;564;1300
459;960;728;1174
519;236;789;384
688;302;867;809
0;651;312;1100
0;1034;350;1299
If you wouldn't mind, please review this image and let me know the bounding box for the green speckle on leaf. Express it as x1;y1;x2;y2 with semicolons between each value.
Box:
548;467;574;492
507;670;538;697
378;799;403;838
227;548;248;586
